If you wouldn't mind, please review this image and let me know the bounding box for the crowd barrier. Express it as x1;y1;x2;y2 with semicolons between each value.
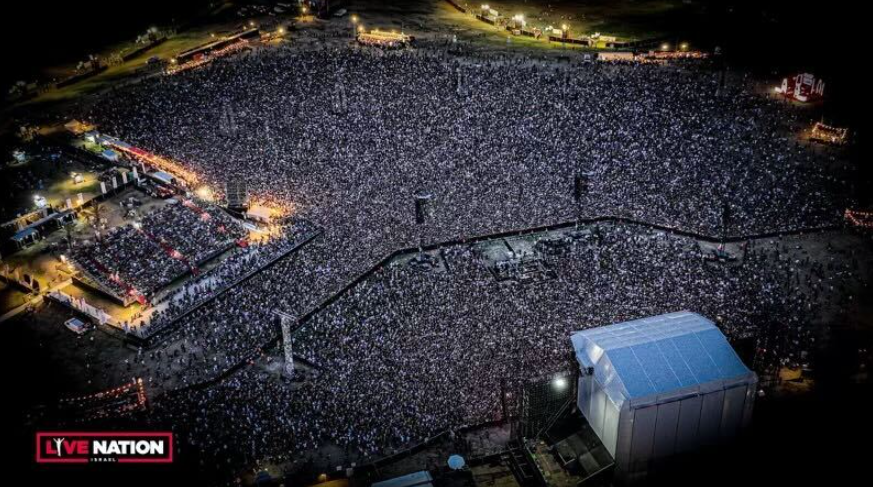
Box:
47;290;114;326
548;36;589;46
165;216;841;395
150;215;843;472
133;229;322;348
121;38;168;62
56;66;108;88
445;0;467;13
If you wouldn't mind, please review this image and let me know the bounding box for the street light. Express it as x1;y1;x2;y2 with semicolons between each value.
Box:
553;376;568;390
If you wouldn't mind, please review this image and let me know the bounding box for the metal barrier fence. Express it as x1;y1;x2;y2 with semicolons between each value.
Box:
164;216;841;397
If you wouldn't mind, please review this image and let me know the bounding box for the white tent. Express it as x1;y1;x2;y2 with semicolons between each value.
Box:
571;311;757;482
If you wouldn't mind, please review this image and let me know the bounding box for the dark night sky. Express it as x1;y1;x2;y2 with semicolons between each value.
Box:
0;0;213;87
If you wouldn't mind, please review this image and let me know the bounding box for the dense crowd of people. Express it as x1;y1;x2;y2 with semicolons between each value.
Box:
140;202;248;264
136;218;318;337
70;200;247;297
92;47;847;240
71;45;857;481
142;224;859;479
71;218;187;296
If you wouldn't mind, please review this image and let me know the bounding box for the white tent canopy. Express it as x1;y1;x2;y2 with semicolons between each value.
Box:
571;311;757;481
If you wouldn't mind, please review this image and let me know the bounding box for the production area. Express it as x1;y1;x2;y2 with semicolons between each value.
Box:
0;1;868;486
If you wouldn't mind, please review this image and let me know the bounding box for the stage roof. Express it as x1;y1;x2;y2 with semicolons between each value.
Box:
571;311;755;408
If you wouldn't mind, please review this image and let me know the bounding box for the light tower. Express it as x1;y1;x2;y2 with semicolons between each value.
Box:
412;192;436;268
573;170;592;229
272;310;296;377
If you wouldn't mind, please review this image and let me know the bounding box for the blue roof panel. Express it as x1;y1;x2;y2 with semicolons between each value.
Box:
673;332;721;383
633;341;683;392
697;328;750;378
656;338;697;387
608;347;654;398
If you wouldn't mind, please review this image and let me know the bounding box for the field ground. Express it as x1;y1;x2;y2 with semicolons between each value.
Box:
0;154;100;222
0;281;28;314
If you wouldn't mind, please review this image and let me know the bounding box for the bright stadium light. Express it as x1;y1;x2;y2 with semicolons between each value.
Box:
196;186;214;201
661;43;670;51
680;42;689;50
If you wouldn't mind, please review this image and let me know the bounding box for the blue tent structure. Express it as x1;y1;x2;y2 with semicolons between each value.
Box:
151;171;175;185
101;149;120;161
11;227;39;248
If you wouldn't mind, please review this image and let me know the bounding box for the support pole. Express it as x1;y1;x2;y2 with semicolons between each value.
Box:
273;310;295;377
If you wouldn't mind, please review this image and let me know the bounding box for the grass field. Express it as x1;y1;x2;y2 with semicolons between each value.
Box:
439;0;697;40
0;154;101;221
0;282;28;315
21;29;228;106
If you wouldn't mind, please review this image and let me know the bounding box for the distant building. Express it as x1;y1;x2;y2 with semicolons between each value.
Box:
809;122;848;145
571;311;757;482
597;52;635;62
357;29;413;48
776;73;825;102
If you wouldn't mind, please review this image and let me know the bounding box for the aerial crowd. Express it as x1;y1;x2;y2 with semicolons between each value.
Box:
71;201;246;297
73;44;856;479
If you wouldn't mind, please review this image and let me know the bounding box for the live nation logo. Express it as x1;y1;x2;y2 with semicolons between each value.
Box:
36;432;173;464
